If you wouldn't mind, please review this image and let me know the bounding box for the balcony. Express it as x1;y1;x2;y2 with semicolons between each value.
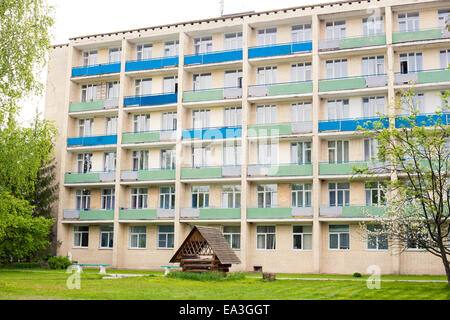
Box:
392;27;449;44
182;126;241;140
122;129;176;144
67;135;117;147
65;171;115;184
184;49;242;65
63;209;114;220
119;208;174;220
69;98;119;113
395;113;450;128
319;205;385;218
394;69;450;85
247;206;313;219
319;34;386;51
180;207;241;220
121;168;175;181
248;41;312;59
248;163;313;177
247;121;313;137
248;81;313;98
72;62;121;77
123;92;177;107
319;116;389;132
125;56;179;72
182;87;242;103
318;74;387;92
318;161;387;175
181;165;241;179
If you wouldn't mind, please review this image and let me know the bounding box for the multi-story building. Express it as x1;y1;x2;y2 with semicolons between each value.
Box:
44;0;450;274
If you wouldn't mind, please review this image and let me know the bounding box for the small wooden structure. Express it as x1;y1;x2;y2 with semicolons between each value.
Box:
169;226;241;273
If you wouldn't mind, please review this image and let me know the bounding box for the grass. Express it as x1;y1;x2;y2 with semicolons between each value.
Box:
167;271;246;281
0;268;448;300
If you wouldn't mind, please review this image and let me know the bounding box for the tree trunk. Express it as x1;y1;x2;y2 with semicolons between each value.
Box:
439;244;450;286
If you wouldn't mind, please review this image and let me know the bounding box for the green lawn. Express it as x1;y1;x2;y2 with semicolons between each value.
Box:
0;268;448;300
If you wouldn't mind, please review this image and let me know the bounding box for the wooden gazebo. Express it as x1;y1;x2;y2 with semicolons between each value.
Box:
169;226;241;273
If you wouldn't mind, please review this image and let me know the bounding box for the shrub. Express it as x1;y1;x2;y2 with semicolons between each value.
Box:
47;256;72;270
167;271;245;282
353;272;362;278
6;262;41;269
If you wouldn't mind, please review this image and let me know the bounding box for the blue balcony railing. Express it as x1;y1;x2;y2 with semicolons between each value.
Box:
125;56;179;72
72;62;121;77
319;116;389;132
184;49;242;65
182;126;242;140
248;40;312;59
395;113;450;128
123;92;177;107
67;135;117;147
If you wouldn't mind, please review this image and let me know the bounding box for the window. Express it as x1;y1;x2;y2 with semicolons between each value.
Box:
326;59;347;78
367;225;388;250
135;78;152;96
162;112;177;130
257;66;277;85
193;73;211;90
291;142;312;164
293;226;312;250
131;188;148;209
192;147;210;167
101;189;115;210
257;141;278;165
291;102;312;122
398;12;419;32
161;149;175;169
362;96;386;117
133;114;151;132
291;184;312;208
192;109;210;129
129;226;146;249
224;107;242;126
365;182;386;206
224;70;243;88
159;186;175;209
364;138;379;161
438;9;450;28
362;56;385;75
399;53;423;73
363;16;383;36
105;116;118;135
291;24;311;42
256;105;276;124
257;184;277;208
191;186;209;208
222;185;241;208
329;225;350;250
327;99;349;120
291;62;312;82
257;28;277;46
103;152;116;172
107;82;119;99
163;76;178;93
82;50;97;66
78;118;93;137
164;40;179;57
136;44;152;60
194;36;213;54
407;231;429;249
256;226;276;250
223;142;241;165
132;150;148;171
73;226;89;248
400;93;425;113
75;189;91;210
223;226;240;249
224;32;242;50
81;84;97;102
76;153;92;173
100;226;114;249
108;48;121;63
325;21;346;40
158;225;174;249
328;182;350;207
328;140;349;163
440;49;450;69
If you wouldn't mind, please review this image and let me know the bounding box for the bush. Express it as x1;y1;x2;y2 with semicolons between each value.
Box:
47;256;72;270
353;272;362;278
167;271;245;282
4;262;41;269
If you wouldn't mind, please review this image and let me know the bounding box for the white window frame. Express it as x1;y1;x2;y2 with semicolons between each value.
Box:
328;183;350;207
257;141;278;165
194;36;213;55
362;56;385;76
224;32;243;50
291;184;312;208
222;185;241;209
191;185;210;208
362;96;386;117
326;59;348;79
133;114;151;132
257;184;277;208
362;16;383;36
256;225;276;250
159;186;175;209
75;189;91;210
291;24;311;42
81;84;97;102
157;225;174;249
257;28;277;46
291;141;312;164
257;66;277;85
73;226;89;248
76;153;92;173
398;12;420;33
164;40;179;57
129;226;147;249
328;140;349;163
328;225;350;250
325;20;346;40
136;43;153;60
223;226;241;249
292;225;313;250
99;225;114;249
291;62;312;82
130;188;148;209
108;48;121;63
256;105;276;125
101;188;115;210
291;102;312;122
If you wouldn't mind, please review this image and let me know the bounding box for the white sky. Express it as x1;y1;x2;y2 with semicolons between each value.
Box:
20;0;327;125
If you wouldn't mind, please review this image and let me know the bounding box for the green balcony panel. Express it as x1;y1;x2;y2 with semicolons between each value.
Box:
80;210;114;220
69;100;104;112
417;69;450;84
247;207;292;219
319;77;366;92
181;167;223;179
122;131;160;144
247;123;292;137
268;164;313;176
183;89;223;102
199;208;241;219
392;29;443;43
267;82;313;96
342;206;385;217
339;35;386;49
119;209;157;220
138;169;175;180
319;162;368;175
65;172;100;183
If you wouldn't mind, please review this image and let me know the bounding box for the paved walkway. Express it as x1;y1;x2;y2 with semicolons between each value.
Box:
247;276;448;283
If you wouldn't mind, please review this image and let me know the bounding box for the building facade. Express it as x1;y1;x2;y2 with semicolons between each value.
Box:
44;0;450;274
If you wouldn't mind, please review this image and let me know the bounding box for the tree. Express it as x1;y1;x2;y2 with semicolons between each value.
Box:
355;88;450;286
30;158;59;219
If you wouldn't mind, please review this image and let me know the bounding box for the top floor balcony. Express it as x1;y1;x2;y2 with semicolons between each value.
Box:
319;34;386;52
184;48;242;66
125;56;179;72
248;40;312;59
72;62;121;77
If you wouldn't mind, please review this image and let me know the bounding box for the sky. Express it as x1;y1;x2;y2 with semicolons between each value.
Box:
20;0;328;125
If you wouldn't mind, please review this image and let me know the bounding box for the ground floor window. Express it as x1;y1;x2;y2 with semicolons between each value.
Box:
367;225;388;250
256;226;276;250
329;225;350;250
158;225;174;249
223;226;240;249
73;226;89;248
293;225;312;250
100;225;114;248
130;226;146;249
406;231;429;250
